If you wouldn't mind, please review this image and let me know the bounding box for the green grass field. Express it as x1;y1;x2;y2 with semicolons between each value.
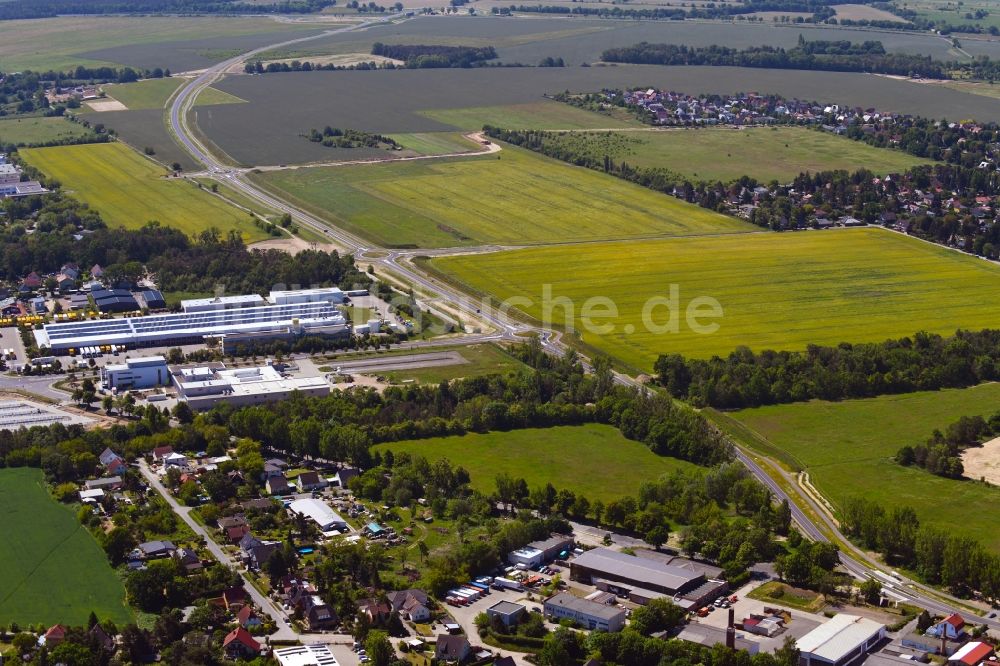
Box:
0;116;96;146
251;146;753;248
537;127;931;183
726;383;1000;552
98;78;247;111
0;468;133;625
387;132;481;156
419;100;642;131
430;228;1000;369
22;143;271;241
373;424;700;503
378;344;529;384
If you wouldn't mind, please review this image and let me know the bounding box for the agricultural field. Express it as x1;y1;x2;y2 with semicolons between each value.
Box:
0;116;96;147
96;78;247;111
0;16;321;71
251;145;753;247
373;423;701;503
386;132;481;156
533;127;930;183
724;382;1000;551
832;3;907;22
21;143;271;242
0;468;132;626
418;100;642;131
203;66;1000;165
430;228;1000;369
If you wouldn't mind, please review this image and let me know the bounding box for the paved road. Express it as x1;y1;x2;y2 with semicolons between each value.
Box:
163;18;1000;634
0;374;71;401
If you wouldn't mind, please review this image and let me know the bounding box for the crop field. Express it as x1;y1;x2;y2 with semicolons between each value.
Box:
91;108;200;172
0;117;96;147
418;101;642;131
537;127;930;183
0;16;320;71
251;145;753;247
98;78;247;111
21;143;270;242
724;383;1000;552
373;424;700;503
430;228;1000;369
204;66;1000;164
0;468;132;625
387;132;481;156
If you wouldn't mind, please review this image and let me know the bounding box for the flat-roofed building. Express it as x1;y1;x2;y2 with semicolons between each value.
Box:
273;644;340;666
509;534;574;568
173;363;331;411
100;355;169;390
798;614;886;666
181;294;266;313
269;287;345;305
34;302;349;353
487;601;526;628
544;592;626;632
287;498;347;533
678;623;760;655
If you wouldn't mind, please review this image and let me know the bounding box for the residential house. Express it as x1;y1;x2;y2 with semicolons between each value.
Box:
90;623;115;653
174;547;203;572
222;627;261;660
929;614;966;641
55;273;76;291
151;445;174;462
334;467;360;488
227;525;251;543
218;515;248;530
236;605;262;630
133;540;176;560
218;586;248;612
288;581;337;630
239;534;278;570
21;271;42;292
388;589;431;622
241;498;275;512
91;264;104;279
358;597;392;625
163;452;190;469
296;471;327;492
436;634;472;663
266;475;291;495
43;624;67;646
99;448;127;475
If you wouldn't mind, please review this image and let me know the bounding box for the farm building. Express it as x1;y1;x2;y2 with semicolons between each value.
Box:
797;614;886;666
34;302;349;353
172;363;331;410
508;534;574;568
287;498;347;533
543;592;626;632
569;548;726;608
268;287;344;305
100;355;169;390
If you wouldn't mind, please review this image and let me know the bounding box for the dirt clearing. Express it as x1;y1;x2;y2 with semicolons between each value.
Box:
962;436;1000;485
85;99;129;112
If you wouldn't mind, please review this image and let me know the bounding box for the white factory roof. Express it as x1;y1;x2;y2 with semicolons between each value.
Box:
177;364;329;397
35;302;346;350
181;294;266;310
797;614;885;662
572;548;702;591
0;164;19;176
269;286;343;300
287;498;345;529
105;355;167;372
273;644;339;666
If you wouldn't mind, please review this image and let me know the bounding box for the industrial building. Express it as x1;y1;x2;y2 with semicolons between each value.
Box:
508;534;575;568
569;548;727;608
543;592;626;632
100;356;169;390
136;289;166;310
678;623;760;655
92;289;139;313
0;160;46;198
34;302;349;353
797;614;886;666
486;601;526;629
181;294;267;313
171;363;331;410
286;498;347;533
269;287;344;305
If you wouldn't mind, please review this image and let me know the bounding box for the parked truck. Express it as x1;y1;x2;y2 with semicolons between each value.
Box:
492;577;523;592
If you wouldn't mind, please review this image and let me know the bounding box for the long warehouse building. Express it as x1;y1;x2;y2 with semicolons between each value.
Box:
34;302;349;353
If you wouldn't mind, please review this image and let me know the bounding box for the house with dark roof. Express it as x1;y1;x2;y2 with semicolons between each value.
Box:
222;627;261;659
174;547;203;572
151;445;174;462
218;515;248;530
236;605;262;630
239;534;278;570
217;586;248;611
334;467;360;487
436;634;472;663
90;623;115;653
358;598;392;625
266;475;291;495
388;589;431;623
296;471;327;492
133;540;176;560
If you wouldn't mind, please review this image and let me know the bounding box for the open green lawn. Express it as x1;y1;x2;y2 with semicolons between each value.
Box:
386;132;481;156
373;424;700;503
0;116;96;146
98;78;246;111
430;228;1000;369
251;146;753;248
725;382;1000;552
0;468;133;625
538;127;931;184
21;143;271;241
378;343;529;384
419;100;642;131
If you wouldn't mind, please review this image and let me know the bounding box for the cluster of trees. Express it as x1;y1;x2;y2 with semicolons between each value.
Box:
371;43;498;68
220;341;733;467
897;412;1000;479
303;126;400;149
841;497;1000;599
0;0;332;19
795;37;886;56
600;41;947;79
654;329;1000;409
496;0;836;22
774;533;841;592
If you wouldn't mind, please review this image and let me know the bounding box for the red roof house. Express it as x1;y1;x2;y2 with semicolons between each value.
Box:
44;624;67;646
222;627;261;659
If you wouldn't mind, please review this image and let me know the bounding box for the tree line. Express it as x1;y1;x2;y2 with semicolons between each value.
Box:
0;0;331;19
600;41;947;79
842;497;1000;599
654;329;1000;409
897;411;1000;479
495;0;837;22
302;126;400;149
370;43;499;68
